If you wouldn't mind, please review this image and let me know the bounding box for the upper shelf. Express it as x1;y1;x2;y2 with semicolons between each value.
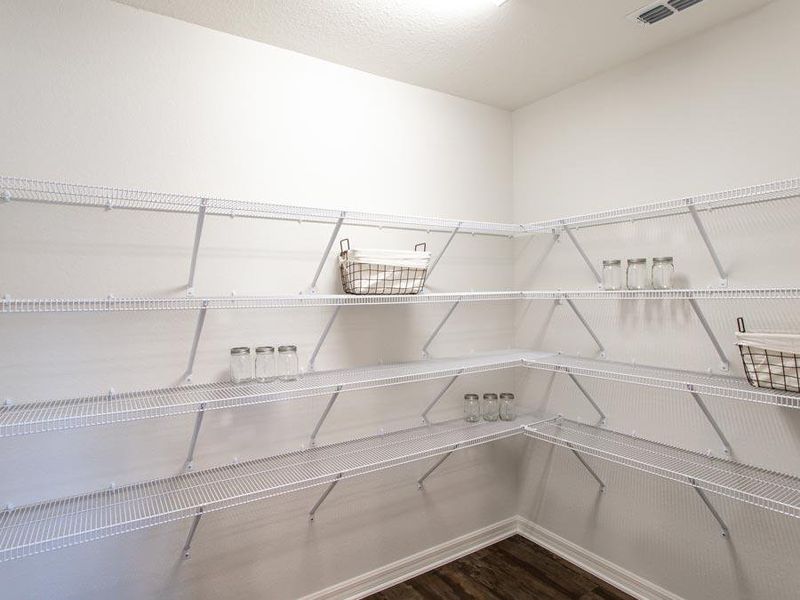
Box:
3;287;800;313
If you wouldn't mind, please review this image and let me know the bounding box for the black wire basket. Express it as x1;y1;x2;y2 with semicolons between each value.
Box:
338;239;429;295
736;317;800;393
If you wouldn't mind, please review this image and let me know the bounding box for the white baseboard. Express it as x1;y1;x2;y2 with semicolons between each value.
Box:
302;516;685;600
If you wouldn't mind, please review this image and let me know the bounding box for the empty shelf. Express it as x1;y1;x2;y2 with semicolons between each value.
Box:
523;354;800;409
0;351;548;437
0;415;544;562
524;419;800;519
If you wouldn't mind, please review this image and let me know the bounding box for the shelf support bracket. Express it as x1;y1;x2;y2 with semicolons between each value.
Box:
183;403;207;471
688;388;732;457
689;478;729;538
561;297;606;358
568;445;606;492
308;212;345;293
181;506;204;559
687;299;729;372
186;200;208;295
687;204;727;287
182;301;209;383
562;224;602;285
309;473;342;521
309;385;343;447
422;300;461;358
421;371;463;424
567;373;607;425
417;447;457;490
425;223;461;282
307;306;342;372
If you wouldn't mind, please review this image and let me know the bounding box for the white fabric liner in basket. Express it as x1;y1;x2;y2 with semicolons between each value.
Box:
735;331;800;354
344;248;431;269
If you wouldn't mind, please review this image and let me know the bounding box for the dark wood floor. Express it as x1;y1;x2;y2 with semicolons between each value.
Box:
367;535;635;600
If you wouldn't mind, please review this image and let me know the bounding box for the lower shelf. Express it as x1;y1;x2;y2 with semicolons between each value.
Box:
524;419;800;519
0;415;544;563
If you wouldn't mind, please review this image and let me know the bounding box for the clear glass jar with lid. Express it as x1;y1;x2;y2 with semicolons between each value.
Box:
230;347;252;383
626;258;649;290
277;345;299;381
464;394;481;423
651;257;674;290
499;393;516;421
482;393;499;422
601;260;622;291
255;346;277;382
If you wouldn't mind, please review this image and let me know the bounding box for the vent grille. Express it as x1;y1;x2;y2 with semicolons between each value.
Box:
629;0;706;25
638;5;673;24
669;0;704;10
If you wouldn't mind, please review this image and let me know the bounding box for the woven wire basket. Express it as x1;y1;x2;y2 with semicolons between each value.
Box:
339;239;429;295
736;317;800;393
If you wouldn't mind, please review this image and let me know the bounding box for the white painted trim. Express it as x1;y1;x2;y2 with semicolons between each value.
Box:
300;517;519;600
515;517;686;600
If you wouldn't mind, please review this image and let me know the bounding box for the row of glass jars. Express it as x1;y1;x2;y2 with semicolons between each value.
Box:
602;257;674;290
464;393;516;422
230;345;299;383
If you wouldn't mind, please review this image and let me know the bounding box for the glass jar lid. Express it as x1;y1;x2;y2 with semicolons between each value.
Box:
602;259;621;266
499;393;515;399
652;256;673;263
255;346;275;353
483;393;498;399
230;347;251;355
278;345;297;352
464;393;479;400
627;258;647;264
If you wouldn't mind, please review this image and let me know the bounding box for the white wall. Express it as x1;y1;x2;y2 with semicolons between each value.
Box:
513;2;800;599
0;1;519;598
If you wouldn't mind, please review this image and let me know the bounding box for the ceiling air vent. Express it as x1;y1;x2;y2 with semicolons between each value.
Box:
628;0;706;25
638;5;673;24
669;0;704;11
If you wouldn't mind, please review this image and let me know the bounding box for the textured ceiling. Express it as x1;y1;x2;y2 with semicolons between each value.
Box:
112;0;773;109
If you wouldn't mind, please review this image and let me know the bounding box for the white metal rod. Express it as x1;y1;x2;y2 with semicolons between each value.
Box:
309;475;342;521
309;213;345;292
417;449;456;489
687;299;729;371
426;224;461;281
309;386;343;447
567;374;607;424
688;205;727;284
570;448;606;492
183;303;209;382
422;300;461;358
562;224;602;284
689;391;732;456
307;306;342;371
186;201;208;292
181;507;204;558
689;478;729;537
183;403;207;470
421;372;462;424
564;298;606;355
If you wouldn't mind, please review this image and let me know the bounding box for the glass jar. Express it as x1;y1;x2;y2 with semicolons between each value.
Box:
482;393;499;422
229;347;252;383
651;257;674;290
277;345;299;381
626;258;648;290
499;393;516;421
601;260;622;291
255;346;277;383
464;394;481;423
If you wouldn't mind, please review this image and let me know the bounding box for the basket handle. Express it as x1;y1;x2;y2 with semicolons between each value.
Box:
414;242;427;252
737;317;746;333
339;238;350;253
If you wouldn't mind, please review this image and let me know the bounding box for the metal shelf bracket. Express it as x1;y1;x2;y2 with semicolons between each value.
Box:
687;299;729;372
568;445;606;492
561;297;606;358
421;370;463;424
562;224;602;285
181;506;204;559
182;300;209;383
417;446;457;490
567;373;607;425
688;387;732;456
309;385;343;447
689;477;730;537
308;212;346;293
422;300;461;358
687;204;727;287
183;403;207;471
307;306;342;372
425;223;461;282
186;199;208;295
309;473;343;521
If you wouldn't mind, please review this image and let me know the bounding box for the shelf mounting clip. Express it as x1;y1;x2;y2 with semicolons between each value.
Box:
566;372;607;425
566;443;606;493
309;473;343;521
689;478;729;538
417;446;458;490
181;506;204;559
309;385;343;447
182;300;209;383
687;386;732;457
183;402;207;471
421;370;463;425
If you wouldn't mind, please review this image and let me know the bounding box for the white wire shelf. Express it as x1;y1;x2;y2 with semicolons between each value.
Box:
3;288;800;313
0;176;522;237
0;351;545;437
523;354;800;409
524;419;800;519
524;177;800;232
0;414;546;562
